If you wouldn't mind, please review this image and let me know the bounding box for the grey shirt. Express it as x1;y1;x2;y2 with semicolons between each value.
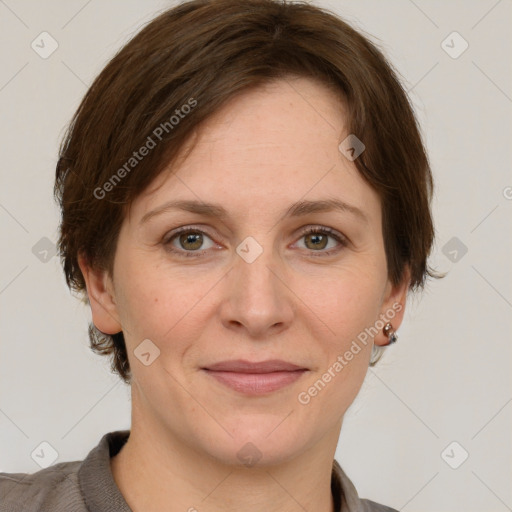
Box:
0;430;398;512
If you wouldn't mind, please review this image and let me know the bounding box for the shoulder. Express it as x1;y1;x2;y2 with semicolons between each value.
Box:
0;430;130;512
0;460;85;512
360;498;399;512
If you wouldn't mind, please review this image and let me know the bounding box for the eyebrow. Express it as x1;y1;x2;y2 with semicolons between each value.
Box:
140;197;369;225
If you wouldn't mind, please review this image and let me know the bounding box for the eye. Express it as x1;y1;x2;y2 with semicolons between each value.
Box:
294;226;347;256
163;225;348;259
163;227;217;258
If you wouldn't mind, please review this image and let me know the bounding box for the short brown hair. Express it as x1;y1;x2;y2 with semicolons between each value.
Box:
54;0;443;384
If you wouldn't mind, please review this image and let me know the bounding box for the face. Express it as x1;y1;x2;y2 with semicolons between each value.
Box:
81;76;408;467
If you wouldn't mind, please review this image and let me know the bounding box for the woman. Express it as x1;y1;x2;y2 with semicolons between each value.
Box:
0;0;442;510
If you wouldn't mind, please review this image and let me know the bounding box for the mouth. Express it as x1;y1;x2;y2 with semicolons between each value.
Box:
201;359;309;395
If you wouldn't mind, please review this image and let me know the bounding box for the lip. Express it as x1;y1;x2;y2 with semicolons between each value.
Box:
202;359;307;373
201;359;308;395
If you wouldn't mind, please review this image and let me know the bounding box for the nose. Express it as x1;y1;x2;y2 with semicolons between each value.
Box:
218;241;294;339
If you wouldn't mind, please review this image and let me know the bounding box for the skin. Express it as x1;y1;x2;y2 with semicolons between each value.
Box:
79;76;410;512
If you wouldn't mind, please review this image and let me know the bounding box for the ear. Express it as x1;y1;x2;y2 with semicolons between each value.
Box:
78;252;122;335
373;265;411;347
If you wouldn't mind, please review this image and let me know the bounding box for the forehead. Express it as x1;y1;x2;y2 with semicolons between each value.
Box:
130;77;380;225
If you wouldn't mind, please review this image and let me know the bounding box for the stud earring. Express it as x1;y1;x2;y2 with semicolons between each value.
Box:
382;322;398;345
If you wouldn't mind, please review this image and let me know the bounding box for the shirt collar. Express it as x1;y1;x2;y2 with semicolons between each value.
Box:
78;430;132;512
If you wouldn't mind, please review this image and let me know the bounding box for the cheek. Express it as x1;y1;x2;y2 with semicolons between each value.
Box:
304;272;379;404
114;257;214;359
314;265;383;344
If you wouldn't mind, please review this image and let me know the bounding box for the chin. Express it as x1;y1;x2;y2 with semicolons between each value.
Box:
198;416;311;469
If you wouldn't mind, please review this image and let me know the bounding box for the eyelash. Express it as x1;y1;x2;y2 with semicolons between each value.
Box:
163;225;348;259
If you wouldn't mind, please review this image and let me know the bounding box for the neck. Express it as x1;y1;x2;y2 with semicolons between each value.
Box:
110;388;340;512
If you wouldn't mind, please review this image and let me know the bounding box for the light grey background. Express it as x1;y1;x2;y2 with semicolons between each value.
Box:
1;1;511;510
